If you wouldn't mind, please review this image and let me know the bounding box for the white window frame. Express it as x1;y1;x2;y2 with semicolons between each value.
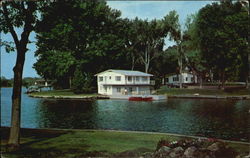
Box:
115;76;121;81
117;87;121;92
142;77;148;82
136;76;140;82
99;76;103;82
127;76;132;82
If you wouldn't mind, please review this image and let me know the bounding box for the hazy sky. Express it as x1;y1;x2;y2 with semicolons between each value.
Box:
1;1;214;79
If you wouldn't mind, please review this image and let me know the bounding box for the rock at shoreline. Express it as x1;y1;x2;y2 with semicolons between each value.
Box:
184;146;197;158
150;139;239;158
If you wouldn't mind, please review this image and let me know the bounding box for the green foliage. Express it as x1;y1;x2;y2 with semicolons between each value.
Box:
1;77;13;87
34;0;130;89
196;1;249;82
72;68;94;94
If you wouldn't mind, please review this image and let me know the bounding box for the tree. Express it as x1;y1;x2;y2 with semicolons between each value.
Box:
196;1;249;89
130;11;179;73
0;1;38;149
152;46;178;86
34;0;130;90
162;10;186;88
183;14;208;88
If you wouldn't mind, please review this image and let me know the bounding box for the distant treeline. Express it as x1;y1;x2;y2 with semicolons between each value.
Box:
1;77;41;88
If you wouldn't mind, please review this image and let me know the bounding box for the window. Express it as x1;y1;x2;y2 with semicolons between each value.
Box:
128;76;132;82
173;76;179;81
142;77;148;82
99;76;103;82
191;77;194;82
129;87;133;92
117;87;121;92
115;76;121;81
104;87;107;92
186;77;188;81
109;76;111;80
136;76;140;81
166;78;169;82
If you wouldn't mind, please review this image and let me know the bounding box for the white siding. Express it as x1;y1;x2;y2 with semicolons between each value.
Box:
166;73;197;84
96;70;152;95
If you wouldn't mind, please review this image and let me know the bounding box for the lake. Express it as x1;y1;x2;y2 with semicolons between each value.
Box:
1;87;249;142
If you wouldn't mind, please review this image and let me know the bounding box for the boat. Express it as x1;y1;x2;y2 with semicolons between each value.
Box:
26;86;40;93
128;96;153;101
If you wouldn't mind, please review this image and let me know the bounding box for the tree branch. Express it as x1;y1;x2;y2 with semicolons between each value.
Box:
20;2;36;50
2;3;20;46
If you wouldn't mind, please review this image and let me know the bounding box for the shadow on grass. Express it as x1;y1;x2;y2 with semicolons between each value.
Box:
1;128;113;158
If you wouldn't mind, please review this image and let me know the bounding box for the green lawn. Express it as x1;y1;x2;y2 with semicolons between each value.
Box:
156;86;250;96
1;128;249;158
30;89;97;97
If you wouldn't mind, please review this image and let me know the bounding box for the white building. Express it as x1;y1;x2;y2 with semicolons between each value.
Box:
95;69;153;95
165;72;197;85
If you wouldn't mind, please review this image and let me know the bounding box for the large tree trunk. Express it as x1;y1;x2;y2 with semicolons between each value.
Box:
8;48;26;150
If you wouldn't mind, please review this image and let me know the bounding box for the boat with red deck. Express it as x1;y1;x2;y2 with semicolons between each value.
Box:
128;96;153;101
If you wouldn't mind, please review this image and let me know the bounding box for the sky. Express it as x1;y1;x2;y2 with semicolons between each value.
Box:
1;1;214;79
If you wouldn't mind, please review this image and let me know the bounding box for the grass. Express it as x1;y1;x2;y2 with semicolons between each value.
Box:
156;86;250;96
1;128;249;158
30;89;97;97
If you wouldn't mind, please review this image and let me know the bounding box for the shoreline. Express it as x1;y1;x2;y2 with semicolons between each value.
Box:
1;126;249;144
28;93;250;100
28;93;110;99
168;94;250;100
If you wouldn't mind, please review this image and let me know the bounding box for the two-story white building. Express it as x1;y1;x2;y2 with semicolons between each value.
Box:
165;72;197;85
95;69;153;95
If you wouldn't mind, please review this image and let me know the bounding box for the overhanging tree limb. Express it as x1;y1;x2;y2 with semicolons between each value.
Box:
2;4;19;46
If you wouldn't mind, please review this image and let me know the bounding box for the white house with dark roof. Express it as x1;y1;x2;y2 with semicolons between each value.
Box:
95;69;154;95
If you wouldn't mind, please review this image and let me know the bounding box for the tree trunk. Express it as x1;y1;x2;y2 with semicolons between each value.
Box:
69;76;72;89
145;63;149;73
220;70;225;90
246;52;250;89
131;55;135;70
8;48;26;150
199;76;203;89
144;46;150;73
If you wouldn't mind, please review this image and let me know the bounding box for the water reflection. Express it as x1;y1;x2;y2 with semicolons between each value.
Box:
1;88;249;142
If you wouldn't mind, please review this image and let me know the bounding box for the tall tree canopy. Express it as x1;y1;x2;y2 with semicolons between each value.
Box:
34;0;130;90
196;1;249;88
34;1;180;89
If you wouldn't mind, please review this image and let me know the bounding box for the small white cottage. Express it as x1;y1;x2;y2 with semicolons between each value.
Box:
165;72;197;84
95;69;153;95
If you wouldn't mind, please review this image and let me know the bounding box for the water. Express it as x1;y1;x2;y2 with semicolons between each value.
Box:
1;87;249;142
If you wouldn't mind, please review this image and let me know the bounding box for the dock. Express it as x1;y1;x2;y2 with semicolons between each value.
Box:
110;95;167;101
